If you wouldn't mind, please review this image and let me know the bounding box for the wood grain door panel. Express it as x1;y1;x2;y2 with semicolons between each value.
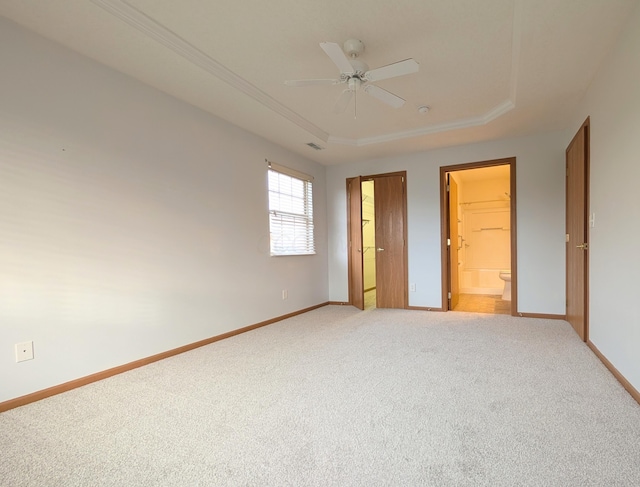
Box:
566;120;589;340
374;175;406;309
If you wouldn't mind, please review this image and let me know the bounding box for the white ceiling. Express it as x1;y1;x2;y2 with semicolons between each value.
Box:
1;0;637;165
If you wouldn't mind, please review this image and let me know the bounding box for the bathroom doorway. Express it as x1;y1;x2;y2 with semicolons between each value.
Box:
440;158;517;315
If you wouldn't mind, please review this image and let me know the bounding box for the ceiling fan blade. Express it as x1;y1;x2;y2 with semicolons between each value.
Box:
364;59;419;82
334;89;353;113
363;84;405;108
320;42;355;75
285;79;339;87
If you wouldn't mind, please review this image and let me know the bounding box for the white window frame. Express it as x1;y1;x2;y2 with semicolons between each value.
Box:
267;161;315;256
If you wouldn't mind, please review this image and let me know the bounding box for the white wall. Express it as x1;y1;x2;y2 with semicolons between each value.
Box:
0;19;328;403
327;132;566;313
565;3;640;392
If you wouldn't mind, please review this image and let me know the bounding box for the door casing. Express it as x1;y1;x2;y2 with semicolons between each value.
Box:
440;158;518;314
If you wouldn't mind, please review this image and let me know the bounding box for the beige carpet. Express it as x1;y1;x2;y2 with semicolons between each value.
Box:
2;306;639;486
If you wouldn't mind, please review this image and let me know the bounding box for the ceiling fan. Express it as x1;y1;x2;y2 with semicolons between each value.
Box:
285;39;419;115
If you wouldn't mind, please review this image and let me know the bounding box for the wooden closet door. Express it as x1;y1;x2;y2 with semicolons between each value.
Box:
374;175;407;309
566;119;589;341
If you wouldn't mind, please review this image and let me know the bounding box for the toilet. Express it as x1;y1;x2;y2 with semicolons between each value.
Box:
498;271;511;301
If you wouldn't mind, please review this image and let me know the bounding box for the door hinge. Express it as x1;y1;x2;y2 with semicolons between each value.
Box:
446;184;450;192
448;292;452;299
447;238;451;246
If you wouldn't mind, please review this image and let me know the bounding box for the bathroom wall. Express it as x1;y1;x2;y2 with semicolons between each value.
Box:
362;181;376;291
456;173;511;294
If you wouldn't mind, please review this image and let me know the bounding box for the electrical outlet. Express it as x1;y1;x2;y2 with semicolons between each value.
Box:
410;283;416;292
15;341;34;362
282;289;288;300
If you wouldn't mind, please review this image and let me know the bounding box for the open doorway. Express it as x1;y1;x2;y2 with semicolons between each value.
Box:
347;172;407;310
362;180;377;309
440;158;517;315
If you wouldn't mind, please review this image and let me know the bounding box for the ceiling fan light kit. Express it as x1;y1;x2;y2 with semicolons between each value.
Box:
285;38;419;114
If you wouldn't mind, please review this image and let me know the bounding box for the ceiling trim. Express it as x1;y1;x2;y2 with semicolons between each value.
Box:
91;0;330;143
92;0;522;148
329;100;516;147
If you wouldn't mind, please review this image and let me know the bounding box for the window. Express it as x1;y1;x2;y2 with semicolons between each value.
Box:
267;161;315;256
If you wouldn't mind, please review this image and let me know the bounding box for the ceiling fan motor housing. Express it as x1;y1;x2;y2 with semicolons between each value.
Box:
343;39;365;58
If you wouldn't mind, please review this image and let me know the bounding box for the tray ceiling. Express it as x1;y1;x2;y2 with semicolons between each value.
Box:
0;0;637;164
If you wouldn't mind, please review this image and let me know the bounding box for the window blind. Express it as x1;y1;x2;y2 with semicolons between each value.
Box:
267;161;315;256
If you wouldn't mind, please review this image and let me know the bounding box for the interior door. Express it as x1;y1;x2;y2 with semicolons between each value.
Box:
374;174;407;308
348;176;364;310
566;119;589;341
448;174;460;309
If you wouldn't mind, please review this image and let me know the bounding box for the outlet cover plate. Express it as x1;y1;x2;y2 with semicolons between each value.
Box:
15;341;34;362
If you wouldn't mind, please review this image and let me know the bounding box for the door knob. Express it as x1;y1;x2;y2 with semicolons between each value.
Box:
576;243;588;250
376;248;385;252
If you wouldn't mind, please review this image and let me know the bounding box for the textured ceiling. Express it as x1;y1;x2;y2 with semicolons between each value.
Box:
0;0;637;165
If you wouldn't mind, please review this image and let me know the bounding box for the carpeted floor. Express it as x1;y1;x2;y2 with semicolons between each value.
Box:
2;306;640;486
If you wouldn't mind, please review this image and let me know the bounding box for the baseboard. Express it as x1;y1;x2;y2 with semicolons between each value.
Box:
328;301;350;306
587;340;640;405
406;306;446;312
514;312;566;320
0;302;330;413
